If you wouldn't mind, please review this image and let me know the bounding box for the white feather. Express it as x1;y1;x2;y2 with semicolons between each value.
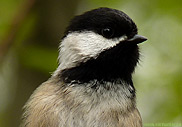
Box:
53;31;127;76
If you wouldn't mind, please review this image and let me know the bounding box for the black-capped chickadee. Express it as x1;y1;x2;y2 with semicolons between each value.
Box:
22;7;147;127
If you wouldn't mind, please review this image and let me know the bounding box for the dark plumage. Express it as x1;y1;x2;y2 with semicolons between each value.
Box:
61;41;139;83
65;8;137;39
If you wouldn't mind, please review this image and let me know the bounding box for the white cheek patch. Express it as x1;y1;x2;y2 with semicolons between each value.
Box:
53;31;127;75
72;32;127;57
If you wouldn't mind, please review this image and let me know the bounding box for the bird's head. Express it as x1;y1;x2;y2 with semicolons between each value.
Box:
54;7;147;83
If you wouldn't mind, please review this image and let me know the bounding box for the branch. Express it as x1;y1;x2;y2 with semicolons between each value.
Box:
0;0;36;61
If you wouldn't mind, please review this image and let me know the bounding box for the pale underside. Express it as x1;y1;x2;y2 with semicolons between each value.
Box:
22;76;142;127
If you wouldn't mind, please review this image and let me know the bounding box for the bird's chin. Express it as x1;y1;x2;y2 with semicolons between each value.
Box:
59;34;141;83
60;42;140;83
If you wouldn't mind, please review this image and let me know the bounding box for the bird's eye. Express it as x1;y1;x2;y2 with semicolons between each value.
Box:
101;28;114;38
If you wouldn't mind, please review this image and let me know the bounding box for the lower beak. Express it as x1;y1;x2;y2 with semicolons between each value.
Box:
127;35;147;44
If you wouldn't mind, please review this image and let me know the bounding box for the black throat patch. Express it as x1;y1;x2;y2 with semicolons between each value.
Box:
60;41;140;85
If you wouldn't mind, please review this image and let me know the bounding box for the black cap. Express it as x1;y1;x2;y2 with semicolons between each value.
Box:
65;7;138;39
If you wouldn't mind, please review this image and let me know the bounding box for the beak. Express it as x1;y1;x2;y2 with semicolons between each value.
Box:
127;35;147;44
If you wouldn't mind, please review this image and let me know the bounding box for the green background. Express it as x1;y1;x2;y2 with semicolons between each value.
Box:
0;0;182;126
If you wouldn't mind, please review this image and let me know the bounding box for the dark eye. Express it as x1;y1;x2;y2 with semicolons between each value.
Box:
101;28;114;38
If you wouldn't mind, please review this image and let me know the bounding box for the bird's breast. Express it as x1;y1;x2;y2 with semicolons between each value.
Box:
22;78;141;127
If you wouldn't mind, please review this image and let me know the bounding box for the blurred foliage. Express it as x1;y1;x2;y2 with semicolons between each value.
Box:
18;45;58;73
0;0;182;126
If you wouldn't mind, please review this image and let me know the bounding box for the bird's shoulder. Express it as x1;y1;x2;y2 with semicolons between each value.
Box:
22;77;63;127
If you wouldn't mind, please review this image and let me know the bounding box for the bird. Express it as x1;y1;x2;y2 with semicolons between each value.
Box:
22;7;147;127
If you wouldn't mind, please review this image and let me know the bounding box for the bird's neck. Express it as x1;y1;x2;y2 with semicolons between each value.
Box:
58;56;136;98
59;57;134;84
57;41;139;84
59;78;136;112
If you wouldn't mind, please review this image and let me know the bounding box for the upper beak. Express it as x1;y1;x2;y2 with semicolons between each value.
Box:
127;35;147;44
